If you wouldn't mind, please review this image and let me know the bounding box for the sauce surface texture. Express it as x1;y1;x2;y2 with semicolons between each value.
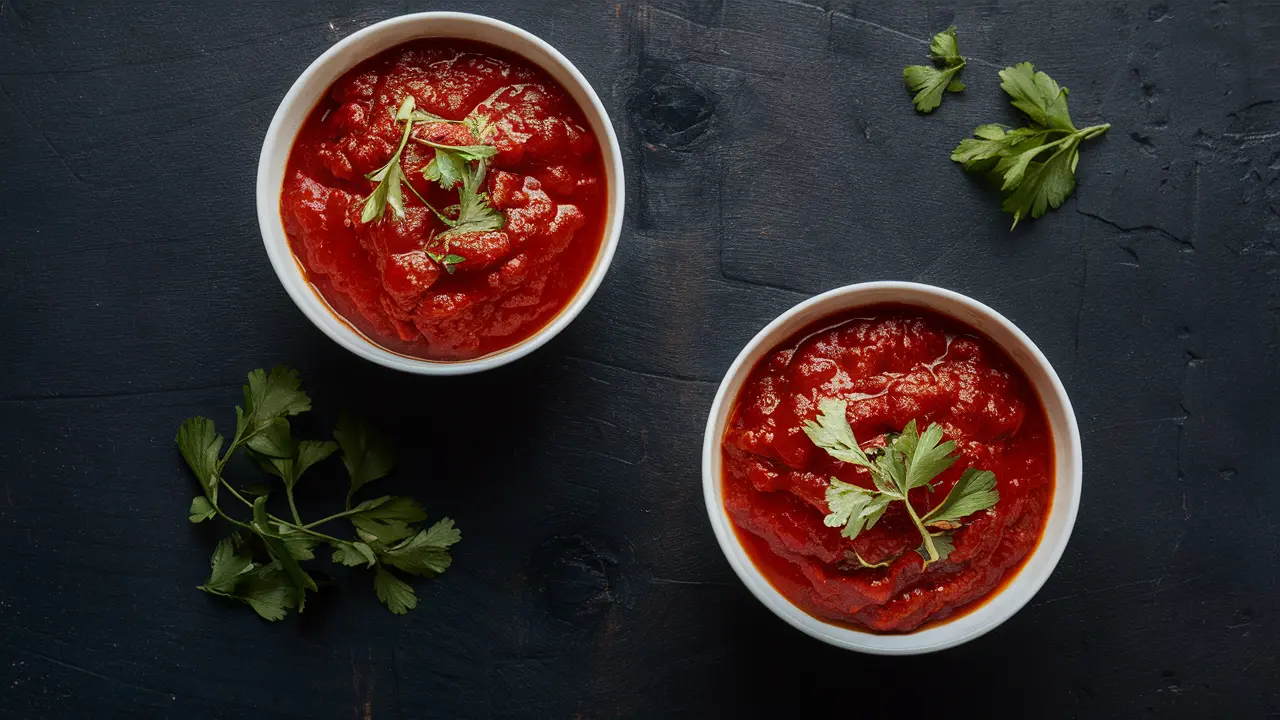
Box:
281;40;607;360
722;305;1053;632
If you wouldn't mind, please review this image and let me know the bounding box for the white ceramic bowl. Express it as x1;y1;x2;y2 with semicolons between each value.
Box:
702;282;1083;654
256;12;625;374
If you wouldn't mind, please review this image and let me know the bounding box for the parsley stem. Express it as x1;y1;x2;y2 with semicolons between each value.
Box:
402;175;456;227
902;496;939;564
302;506;367;530
211;504;255;533
211;478;350;546
291;525;349;546
1079;123;1111;139
215;477;303;534
286;489;303;526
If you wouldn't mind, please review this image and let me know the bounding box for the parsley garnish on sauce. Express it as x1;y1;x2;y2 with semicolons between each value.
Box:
903;26;966;113
802;399;999;568
176;367;461;620
952;62;1110;227
359;95;507;269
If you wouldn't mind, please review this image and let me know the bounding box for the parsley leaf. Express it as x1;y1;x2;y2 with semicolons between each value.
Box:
918;531;956;564
802;399;876;470
242;367;311;429
373;566;418;615
435;157;504;243
176;416;223;500
999;62;1074;132
424;149;466;190
923;468;999;528
333;414;395;507
349;496;427;545
421;141;497;163
804;407;999;569
235;564;299;621
275;524;322;561
824;480;893;540
198;534;254;594
245;417;295;459
952;62;1110;227
332;541;378;568
895;421;958;491
188;496;215;523
378;519;461;577
903;26;965;113
361;97;420;223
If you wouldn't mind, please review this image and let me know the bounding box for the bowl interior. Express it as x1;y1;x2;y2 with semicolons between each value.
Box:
702;282;1082;654
257;13;623;374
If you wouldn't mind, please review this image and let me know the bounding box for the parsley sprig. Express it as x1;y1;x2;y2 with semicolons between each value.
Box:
802;399;999;569
952;62;1110;227
177;367;461;620
903;26;966;113
359;96;506;272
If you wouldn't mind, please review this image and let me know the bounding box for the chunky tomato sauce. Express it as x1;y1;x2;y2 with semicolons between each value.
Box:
722;305;1053;633
280;40;607;360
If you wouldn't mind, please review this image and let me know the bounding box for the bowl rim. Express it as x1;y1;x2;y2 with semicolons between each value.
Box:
701;281;1083;654
255;11;625;375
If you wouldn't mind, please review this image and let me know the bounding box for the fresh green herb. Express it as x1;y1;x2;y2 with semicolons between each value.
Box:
360;98;505;274
903;26;966;113
952;62;1110;227
424;149;466;191
802;399;999;569
847;550;893;569
360;97;420;224
422;141;497;191
425;250;467;275
434;156;504;243
176;367;461;620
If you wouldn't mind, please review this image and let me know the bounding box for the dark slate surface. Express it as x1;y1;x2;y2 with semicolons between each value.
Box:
2;0;1278;717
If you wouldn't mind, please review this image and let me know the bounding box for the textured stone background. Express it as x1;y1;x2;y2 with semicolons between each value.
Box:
2;0;1278;717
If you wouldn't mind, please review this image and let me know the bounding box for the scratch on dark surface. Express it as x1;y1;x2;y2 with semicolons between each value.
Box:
1004;270;1070;288
1075;208;1193;250
1230;99;1278;118
650;576;730;587
15;647;173;699
716;270;810;296
1223;128;1280;146
645;6;727;35
0;379;241;404
1081;416;1186;436
1033;578;1158;606
1151;573;1205;596
684;58;781;80
555;442;648;467
0;81;85;184
562;355;716;385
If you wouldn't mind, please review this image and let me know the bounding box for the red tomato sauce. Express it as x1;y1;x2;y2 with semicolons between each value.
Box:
721;305;1053;633
280;40;608;360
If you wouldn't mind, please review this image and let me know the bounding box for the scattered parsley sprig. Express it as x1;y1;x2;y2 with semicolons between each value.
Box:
903;26;966;113
952;62;1110;227
802;399;998;569
177;367;461;620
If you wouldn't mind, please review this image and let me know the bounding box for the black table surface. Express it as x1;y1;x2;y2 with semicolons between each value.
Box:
3;0;1279;717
